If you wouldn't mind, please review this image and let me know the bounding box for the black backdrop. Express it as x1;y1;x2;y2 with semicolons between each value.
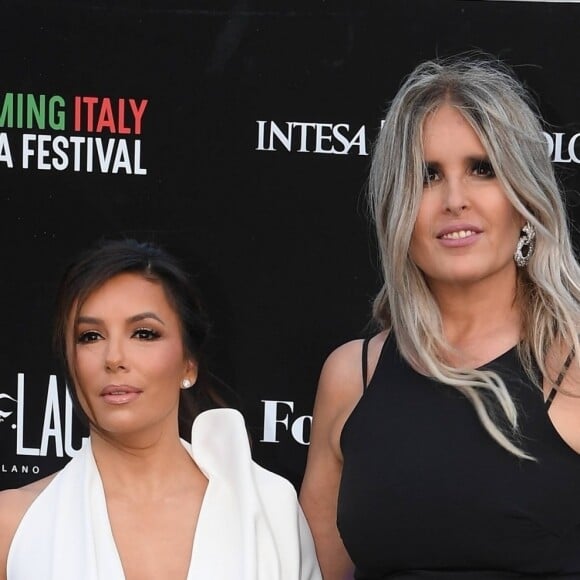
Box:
1;0;580;491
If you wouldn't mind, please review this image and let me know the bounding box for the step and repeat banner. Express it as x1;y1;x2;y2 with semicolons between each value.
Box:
1;0;580;491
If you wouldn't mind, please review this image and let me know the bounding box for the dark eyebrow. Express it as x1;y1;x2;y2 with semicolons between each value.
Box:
128;312;165;325
77;312;165;326
77;316;102;325
467;155;491;163
422;157;490;167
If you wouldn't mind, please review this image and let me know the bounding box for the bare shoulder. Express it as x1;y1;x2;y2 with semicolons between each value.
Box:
318;331;388;397
0;473;58;573
0;472;57;527
313;331;388;454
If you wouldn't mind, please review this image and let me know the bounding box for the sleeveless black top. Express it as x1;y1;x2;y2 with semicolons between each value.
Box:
337;335;580;579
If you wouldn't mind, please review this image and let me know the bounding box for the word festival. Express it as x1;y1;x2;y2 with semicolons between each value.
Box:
0;92;148;174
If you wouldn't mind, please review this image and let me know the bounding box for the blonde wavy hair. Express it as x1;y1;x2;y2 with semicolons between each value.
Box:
369;55;580;458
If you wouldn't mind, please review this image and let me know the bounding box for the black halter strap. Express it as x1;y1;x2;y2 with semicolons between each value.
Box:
545;347;575;411
361;336;371;390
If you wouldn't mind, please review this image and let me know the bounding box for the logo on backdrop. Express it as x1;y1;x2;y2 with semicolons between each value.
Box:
1;373;87;476
256;120;580;164
0;93;148;174
256;121;368;156
261;400;312;445
0;393;16;422
543;132;580;164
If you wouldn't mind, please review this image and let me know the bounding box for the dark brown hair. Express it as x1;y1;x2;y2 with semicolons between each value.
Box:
53;238;236;438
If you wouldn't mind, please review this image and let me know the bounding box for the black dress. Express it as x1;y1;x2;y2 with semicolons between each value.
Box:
337;335;580;579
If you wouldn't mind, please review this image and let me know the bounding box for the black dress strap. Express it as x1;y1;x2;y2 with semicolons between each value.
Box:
361;336;371;390
545;347;575;410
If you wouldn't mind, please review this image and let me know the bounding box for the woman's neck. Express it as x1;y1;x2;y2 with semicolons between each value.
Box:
429;272;522;366
89;425;200;500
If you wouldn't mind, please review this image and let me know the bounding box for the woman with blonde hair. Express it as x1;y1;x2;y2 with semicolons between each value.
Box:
300;55;580;578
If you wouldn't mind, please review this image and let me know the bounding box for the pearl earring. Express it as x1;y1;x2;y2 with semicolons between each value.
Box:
181;378;193;389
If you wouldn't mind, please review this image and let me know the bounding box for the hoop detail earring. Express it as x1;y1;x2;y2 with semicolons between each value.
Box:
181;378;193;390
514;221;536;268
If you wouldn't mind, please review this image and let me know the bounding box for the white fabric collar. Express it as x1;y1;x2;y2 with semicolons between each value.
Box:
8;408;321;580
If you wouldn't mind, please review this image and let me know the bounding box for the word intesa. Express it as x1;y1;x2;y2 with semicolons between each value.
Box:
256;120;367;155
0;93;148;134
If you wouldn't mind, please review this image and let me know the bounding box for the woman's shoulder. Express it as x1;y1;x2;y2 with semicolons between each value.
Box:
0;473;56;520
310;331;389;459
319;331;389;395
0;473;58;526
0;473;58;576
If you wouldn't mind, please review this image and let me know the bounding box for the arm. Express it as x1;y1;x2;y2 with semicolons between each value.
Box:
299;339;367;580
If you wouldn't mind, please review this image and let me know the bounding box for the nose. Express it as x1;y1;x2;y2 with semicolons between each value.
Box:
443;176;469;216
105;337;127;372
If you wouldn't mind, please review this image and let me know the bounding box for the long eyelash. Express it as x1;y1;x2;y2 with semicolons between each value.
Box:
473;159;495;176
133;327;161;340
76;330;100;344
423;164;438;183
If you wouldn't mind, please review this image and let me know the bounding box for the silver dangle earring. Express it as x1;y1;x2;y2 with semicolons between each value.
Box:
181;378;193;390
514;221;536;268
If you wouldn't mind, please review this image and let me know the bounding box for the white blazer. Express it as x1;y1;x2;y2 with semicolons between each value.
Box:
7;408;322;579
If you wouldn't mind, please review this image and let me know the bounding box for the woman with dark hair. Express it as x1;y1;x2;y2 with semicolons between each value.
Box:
300;55;580;579
0;239;321;580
